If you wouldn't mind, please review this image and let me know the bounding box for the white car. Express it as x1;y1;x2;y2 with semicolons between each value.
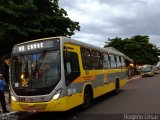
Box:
141;65;154;77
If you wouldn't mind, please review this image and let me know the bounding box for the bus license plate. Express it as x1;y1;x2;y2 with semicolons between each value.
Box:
28;107;37;112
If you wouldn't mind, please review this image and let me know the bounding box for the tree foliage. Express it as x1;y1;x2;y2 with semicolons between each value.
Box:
104;35;159;65
0;0;80;57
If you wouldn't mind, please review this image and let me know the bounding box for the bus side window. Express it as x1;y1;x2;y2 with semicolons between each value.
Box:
109;54;117;68
91;50;103;69
116;56;121;67
121;57;126;67
64;52;80;86
81;48;93;70
103;53;110;69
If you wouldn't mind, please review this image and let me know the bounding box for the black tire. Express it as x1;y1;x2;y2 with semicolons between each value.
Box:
114;79;120;95
81;87;92;110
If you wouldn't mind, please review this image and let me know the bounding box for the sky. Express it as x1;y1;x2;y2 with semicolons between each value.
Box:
59;0;160;47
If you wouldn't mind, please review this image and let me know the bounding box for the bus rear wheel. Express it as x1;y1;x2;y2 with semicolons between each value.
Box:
82;87;93;110
114;79;120;95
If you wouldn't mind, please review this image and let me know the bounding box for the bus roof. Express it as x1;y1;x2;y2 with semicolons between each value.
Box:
13;36;133;62
62;37;133;63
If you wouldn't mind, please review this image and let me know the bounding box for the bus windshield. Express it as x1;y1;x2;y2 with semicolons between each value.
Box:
11;51;61;95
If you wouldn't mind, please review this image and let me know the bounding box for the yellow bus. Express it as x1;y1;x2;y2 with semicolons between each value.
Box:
10;36;129;112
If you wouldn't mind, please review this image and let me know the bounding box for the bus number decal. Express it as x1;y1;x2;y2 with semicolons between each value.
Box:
68;89;77;95
18;97;25;102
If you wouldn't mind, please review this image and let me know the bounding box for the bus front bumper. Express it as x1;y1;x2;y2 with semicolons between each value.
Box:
11;97;68;112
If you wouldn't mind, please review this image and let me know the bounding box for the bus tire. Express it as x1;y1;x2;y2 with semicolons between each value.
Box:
81;86;93;110
114;79;120;95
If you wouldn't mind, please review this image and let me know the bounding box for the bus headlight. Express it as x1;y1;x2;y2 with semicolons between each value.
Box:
52;89;62;101
11;95;17;102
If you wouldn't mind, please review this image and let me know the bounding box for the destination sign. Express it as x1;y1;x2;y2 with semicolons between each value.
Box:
13;39;60;53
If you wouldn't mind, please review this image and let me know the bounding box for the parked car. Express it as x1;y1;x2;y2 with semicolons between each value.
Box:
153;66;159;74
157;62;160;70
141;65;154;77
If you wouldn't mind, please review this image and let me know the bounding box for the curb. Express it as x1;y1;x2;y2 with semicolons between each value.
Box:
127;75;141;81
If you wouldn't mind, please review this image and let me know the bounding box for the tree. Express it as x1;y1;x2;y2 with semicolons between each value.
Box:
104;37;126;54
0;0;80;58
104;35;159;65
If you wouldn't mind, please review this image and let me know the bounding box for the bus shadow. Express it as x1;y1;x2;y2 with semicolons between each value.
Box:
92;90;124;106
18;105;86;120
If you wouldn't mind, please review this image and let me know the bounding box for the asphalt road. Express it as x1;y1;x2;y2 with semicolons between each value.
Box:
2;73;160;120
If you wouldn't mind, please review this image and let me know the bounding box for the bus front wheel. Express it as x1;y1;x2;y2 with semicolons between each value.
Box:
82;87;93;109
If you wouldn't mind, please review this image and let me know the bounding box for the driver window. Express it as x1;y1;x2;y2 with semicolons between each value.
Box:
64;52;80;86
